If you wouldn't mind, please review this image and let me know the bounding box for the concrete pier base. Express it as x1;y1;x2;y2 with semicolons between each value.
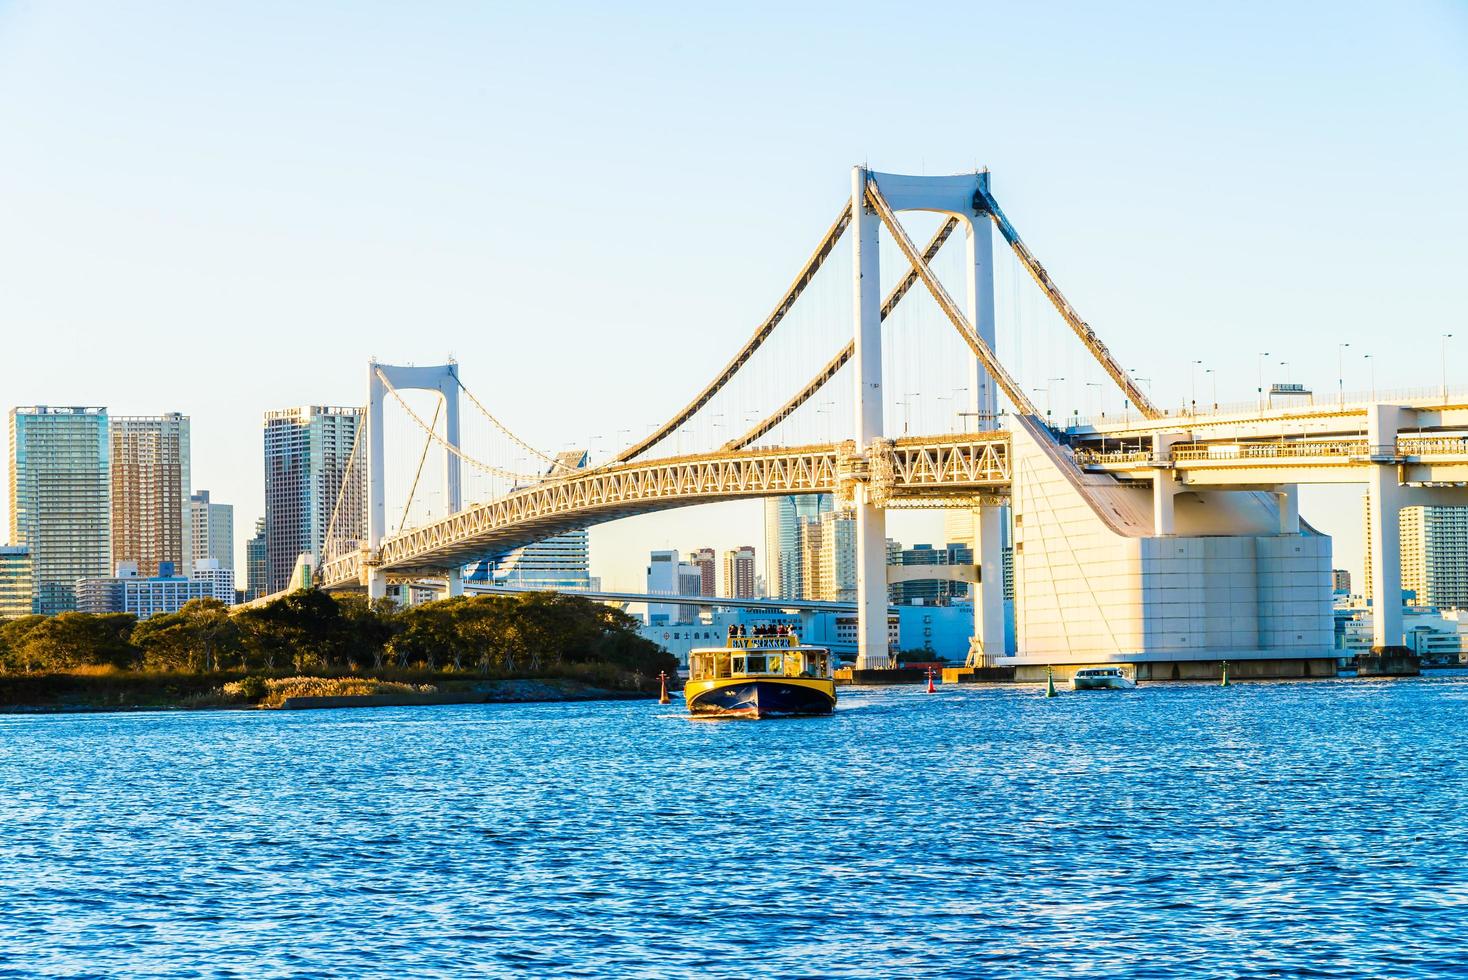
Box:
942;666;1017;684
1011;658;1338;683
1357;648;1421;677
835;667;928;686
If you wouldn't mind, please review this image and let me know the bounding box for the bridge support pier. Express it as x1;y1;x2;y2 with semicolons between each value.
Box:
852;167;890;670
1366;405;1412;657
1277;485;1300;535
367;567;387;601
445;567;464;598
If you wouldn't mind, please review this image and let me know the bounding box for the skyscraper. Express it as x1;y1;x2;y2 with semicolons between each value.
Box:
799;509;857;602
189;490;235;575
646;549;700;625
245;517;267;600
110;413;191;578
763;493;834;599
723;546;756;599
688;547;716;596
9;407;111;614
263;406;363;594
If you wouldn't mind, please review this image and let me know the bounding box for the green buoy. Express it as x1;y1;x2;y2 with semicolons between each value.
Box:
1045;666;1057;698
1220;660;1230;687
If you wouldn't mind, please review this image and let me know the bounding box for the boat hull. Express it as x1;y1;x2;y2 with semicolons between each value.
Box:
684;677;836;718
1071;676;1137;691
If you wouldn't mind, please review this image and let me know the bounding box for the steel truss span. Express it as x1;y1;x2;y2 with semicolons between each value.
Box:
318;434;1010;588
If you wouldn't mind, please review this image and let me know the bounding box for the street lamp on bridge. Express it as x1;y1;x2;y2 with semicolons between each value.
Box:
1257;352;1270;410
1337;342;1350;407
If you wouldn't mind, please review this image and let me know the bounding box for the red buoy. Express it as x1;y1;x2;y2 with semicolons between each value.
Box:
926;667;937;693
658;670;671;705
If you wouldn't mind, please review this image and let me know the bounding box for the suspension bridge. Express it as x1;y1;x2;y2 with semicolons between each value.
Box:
260;167;1468;675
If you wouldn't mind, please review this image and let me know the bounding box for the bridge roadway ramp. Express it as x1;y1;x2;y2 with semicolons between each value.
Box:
986;415;1335;681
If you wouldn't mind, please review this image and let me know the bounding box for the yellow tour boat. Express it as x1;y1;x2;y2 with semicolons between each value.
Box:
685;633;836;718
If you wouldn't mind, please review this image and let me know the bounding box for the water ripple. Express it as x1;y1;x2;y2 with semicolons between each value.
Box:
2;675;1467;977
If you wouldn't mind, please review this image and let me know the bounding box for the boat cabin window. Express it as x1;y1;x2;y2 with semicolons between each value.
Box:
732;656;746;674
743;655;766;674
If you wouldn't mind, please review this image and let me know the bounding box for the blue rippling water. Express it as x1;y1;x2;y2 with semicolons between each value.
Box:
2;674;1467;979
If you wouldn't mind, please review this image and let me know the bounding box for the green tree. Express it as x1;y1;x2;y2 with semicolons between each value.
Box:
132;599;241;672
0;615;47;673
18;612;138;671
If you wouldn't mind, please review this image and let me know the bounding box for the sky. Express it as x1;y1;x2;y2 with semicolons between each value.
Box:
0;1;1465;591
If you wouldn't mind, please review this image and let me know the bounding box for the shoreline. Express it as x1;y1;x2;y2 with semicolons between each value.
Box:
0;675;653;714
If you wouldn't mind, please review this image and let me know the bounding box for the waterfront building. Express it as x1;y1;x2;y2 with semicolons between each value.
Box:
77;561;210;619
799;510;857;602
722;546;756;599
0;545;33;619
9;407;112;615
263;406;363;594
190;558;236;604
110;413;190;579
763;493;834;599
1340;603;1467;666
189;490;234;576
1363;496;1468;610
1331;569;1352;595
688;547;716;596
244;517;267;600
646;550;700;625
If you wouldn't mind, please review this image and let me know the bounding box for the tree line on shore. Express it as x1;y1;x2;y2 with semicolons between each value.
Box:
0;590;674;680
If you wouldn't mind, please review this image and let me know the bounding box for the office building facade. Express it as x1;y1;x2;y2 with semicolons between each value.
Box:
110;413;190;578
263;406;363;594
9;407;111;615
77;561;210;619
890;542;975;605
646;549;700;625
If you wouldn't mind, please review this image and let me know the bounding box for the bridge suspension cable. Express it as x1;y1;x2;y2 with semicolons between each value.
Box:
973;184;1161;420
612;201;855;464
398;398;442;534
866;179;1041;420
375;368;537;483
320;411;367;565
723;216;961;451
454;376;570;474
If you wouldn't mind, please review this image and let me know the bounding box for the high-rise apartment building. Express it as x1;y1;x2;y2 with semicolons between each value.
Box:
1331;569;1352;595
0;545;33;619
263;406;364;594
723;546;756;599
799;510;857;602
1364;495;1468;609
245;517;267;600
189;490;234;575
688;547;716;596
10;407;111;615
110;413;190;578
764;493;834;600
943;506;1014;601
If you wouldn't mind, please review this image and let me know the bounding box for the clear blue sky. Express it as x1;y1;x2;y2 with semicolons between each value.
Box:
1;1;1465;589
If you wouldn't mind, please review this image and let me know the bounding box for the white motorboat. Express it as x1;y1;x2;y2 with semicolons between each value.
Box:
1070;667;1137;691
